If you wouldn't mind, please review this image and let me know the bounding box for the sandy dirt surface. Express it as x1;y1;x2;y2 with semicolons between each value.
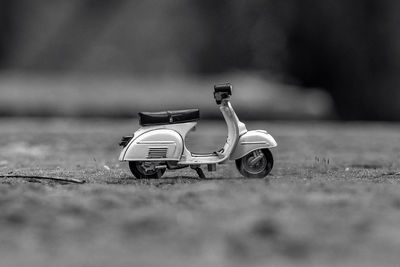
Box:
0;118;400;266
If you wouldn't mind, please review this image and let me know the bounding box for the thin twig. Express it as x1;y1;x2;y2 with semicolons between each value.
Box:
381;171;400;177
0;175;85;184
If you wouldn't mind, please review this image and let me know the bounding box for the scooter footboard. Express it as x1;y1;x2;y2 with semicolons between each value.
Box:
230;130;277;160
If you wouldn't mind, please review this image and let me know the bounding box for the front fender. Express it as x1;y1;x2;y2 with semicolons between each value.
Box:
230;130;277;160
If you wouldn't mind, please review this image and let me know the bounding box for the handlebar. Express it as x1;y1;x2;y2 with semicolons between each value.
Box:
214;83;232;104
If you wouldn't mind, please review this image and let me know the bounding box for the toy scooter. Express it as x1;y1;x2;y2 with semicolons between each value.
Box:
119;83;277;179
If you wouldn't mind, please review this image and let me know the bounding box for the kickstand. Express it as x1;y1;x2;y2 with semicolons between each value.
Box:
191;166;206;179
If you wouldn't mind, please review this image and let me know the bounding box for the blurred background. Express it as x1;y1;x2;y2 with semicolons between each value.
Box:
0;0;399;120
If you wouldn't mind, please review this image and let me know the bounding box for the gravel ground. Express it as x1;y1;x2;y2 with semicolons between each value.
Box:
0;118;400;267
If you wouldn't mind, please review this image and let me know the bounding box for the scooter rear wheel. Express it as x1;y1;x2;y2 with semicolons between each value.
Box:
129;161;166;179
235;149;273;178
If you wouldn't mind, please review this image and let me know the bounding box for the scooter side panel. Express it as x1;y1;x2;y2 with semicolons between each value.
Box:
121;129;184;161
230;130;277;160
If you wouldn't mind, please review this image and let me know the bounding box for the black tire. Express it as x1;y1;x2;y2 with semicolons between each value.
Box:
129;161;166;179
235;149;274;178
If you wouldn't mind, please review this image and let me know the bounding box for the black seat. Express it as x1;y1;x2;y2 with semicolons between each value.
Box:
139;109;200;126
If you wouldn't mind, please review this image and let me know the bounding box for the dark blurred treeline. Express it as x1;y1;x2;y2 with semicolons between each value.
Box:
0;0;399;120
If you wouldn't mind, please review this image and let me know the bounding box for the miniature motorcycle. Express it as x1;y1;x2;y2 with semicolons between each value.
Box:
119;83;277;179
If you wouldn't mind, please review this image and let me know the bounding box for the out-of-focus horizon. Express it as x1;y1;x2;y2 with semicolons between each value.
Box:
0;0;399;120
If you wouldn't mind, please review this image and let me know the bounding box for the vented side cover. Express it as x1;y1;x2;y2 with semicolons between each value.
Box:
122;129;183;161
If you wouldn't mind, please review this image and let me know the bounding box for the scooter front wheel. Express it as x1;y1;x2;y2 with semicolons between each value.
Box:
235;149;273;178
129;161;166;179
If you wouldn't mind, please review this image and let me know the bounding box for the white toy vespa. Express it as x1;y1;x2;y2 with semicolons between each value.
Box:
119;83;277;179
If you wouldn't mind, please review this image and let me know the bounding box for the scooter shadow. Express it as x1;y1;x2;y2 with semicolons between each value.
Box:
111;175;269;185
